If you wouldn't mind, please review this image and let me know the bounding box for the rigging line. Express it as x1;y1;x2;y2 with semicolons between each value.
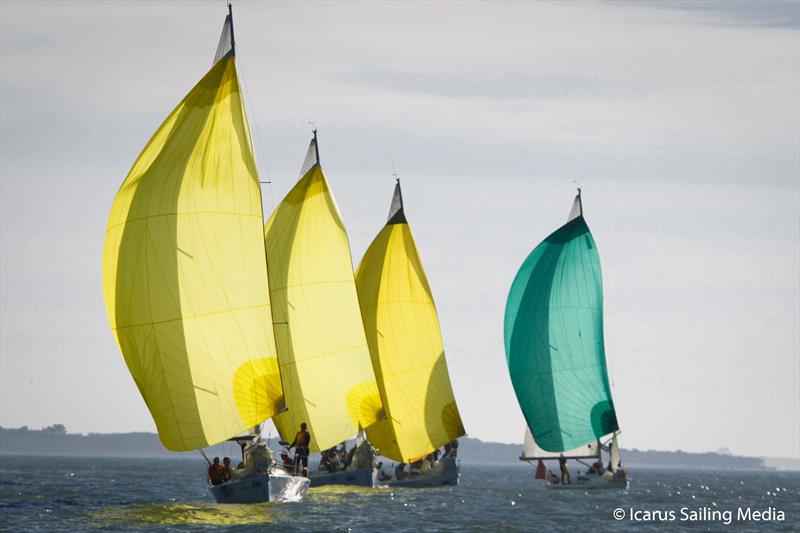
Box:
179;451;198;467
235;45;276;213
180;451;208;486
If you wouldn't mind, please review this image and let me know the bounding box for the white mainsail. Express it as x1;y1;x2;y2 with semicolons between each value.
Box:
521;427;600;461
610;434;621;473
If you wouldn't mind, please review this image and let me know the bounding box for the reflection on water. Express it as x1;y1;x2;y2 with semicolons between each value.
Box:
90;502;277;528
308;483;376;502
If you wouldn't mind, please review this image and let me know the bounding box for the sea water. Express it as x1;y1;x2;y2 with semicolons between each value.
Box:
0;455;797;531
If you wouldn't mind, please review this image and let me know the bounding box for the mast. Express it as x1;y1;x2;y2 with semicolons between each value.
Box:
228;2;236;56
313;129;320;165
567;187;583;222
298;129;321;177
386;177;406;225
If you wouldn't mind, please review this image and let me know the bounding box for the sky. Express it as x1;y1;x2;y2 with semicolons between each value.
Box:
1;1;798;458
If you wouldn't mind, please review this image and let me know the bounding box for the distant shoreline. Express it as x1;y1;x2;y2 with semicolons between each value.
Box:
1;426;797;471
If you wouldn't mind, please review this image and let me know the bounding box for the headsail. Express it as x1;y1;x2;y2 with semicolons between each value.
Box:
504;190;619;453
102;15;283;452
357;181;465;462
264;134;383;452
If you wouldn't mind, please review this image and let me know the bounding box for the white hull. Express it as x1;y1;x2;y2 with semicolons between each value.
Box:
209;470;309;503
309;468;373;487
546;470;629;491
386;457;459;488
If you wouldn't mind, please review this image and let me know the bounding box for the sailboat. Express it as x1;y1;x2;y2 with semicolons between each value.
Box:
356;180;466;488
504;189;628;490
521;426;625;489
264;132;385;488
102;5;309;503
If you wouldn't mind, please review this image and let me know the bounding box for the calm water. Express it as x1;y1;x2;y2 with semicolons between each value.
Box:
0;455;797;531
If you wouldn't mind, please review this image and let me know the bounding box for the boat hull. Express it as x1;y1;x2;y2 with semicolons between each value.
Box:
546;471;629;491
387;457;459;488
209;471;310;503
309;468;373;487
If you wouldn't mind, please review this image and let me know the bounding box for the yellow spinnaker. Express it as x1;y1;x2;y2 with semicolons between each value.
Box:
265;141;383;452
356;182;465;462
102;54;283;452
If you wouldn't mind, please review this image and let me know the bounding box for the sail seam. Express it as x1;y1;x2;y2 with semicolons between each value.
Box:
112;303;270;331
270;279;356;291
106;211;262;232
519;362;607;375
359;299;437;307
276;343;371;366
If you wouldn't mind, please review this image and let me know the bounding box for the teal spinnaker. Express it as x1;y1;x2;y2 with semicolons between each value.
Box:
504;214;618;453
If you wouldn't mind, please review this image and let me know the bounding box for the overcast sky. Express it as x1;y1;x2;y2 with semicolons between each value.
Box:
1;1;798;458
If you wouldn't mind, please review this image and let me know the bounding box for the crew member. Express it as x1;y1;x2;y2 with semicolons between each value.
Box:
558;454;571;485
288;422;311;477
375;462;391;482
222;457;233;481
208;457;227;486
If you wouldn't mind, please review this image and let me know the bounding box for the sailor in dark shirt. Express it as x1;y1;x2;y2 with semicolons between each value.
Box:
288;422;311;477
207;457;227;485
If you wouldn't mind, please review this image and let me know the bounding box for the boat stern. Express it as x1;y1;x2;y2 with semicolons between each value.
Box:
269;471;310;502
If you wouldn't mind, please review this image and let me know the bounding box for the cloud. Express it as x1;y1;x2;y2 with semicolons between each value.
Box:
1;0;798;456
611;0;800;29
